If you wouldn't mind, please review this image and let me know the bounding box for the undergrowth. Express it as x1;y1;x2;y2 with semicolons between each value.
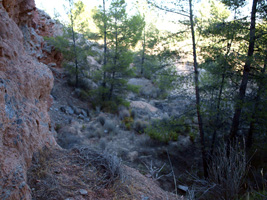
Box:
145;116;194;143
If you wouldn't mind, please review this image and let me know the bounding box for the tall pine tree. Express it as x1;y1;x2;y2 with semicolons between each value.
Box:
93;0;144;110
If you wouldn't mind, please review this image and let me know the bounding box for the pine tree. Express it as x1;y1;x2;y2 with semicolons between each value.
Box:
93;0;144;110
46;0;92;87
229;0;259;140
147;0;208;177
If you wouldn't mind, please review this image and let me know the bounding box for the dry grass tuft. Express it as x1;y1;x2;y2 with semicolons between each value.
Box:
187;141;248;200
27;146;126;200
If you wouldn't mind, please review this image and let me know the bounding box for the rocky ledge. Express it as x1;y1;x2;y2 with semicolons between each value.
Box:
0;0;58;199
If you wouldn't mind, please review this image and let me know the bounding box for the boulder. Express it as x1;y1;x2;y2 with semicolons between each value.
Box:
130;101;158;113
79;77;98;90
87;55;101;69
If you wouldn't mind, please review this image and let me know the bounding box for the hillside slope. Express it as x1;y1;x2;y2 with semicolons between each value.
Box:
0;0;186;199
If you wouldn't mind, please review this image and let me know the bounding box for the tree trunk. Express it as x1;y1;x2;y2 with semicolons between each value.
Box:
247;51;267;149
108;17;118;100
102;0;107;101
69;0;79;88
230;0;258;140
189;0;208;178
141;21;146;75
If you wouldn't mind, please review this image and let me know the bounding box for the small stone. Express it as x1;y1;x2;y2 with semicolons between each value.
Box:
79;189;88;195
78;114;84;119
66;106;74;115
74;107;82;115
54;169;61;174
141;195;149;200
84;118;90;122
178;185;188;192
60;106;66;113
81;109;87;117
48;63;57;68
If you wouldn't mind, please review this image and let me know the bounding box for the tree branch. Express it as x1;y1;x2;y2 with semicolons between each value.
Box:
146;0;190;18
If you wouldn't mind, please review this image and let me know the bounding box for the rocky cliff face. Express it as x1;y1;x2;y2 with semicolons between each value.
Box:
34;9;63;66
0;0;58;199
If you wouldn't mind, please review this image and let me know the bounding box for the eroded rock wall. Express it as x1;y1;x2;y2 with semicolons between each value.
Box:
0;0;57;199
34;9;63;66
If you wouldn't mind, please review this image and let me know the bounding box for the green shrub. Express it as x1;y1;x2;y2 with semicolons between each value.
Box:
80;89;89;100
119;109;130;120
188;131;197;142
81;124;86;131
89;85;131;113
245;191;267;200
145;126;178;142
101;101;118;113
145;117;191;143
122;116;134;130
134;120;148;134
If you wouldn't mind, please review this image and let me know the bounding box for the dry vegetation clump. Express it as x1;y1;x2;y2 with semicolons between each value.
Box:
56;131;83;149
82;117;119;141
76;147;123;188
86;129;101;139
103;120;117;134
117;107;135;131
99;138;107;151
133;120;148;134
119;108;130;120
98;116;106;126
130;109;137;119
27;146;182;200
27;147;128;200
186;141;248;200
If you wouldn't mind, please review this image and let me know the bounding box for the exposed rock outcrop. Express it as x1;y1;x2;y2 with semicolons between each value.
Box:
3;0;64;67
2;0;35;26
33;9;63;66
130;101;159;114
0;0;57;199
